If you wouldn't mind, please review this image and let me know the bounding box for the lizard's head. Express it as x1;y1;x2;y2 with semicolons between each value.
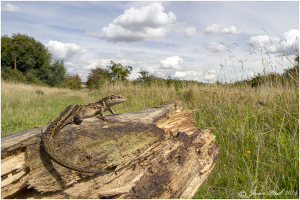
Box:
105;95;127;106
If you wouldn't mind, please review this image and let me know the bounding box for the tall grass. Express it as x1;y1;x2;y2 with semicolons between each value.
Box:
1;37;298;198
1;76;298;198
193;83;298;199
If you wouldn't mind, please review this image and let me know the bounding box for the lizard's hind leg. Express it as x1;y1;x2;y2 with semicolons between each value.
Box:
73;113;83;125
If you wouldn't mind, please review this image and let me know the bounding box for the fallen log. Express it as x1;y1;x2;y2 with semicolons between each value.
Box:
1;101;219;199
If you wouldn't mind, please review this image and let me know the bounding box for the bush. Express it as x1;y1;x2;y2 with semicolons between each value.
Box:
61;73;82;90
86;66;110;89
2;69;26;83
25;69;46;85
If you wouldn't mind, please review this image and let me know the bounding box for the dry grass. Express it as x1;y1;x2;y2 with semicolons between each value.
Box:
1;77;298;198
1;31;299;198
1;81;89;135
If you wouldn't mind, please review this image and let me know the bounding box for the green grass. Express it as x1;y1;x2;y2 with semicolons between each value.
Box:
1;77;298;198
192;85;299;199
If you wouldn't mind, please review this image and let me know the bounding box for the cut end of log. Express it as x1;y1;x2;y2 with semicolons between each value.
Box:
1;101;219;199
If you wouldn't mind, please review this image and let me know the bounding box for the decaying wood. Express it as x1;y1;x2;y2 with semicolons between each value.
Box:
1;101;219;199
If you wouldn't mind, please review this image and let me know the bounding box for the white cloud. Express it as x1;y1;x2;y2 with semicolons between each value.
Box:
220;26;242;34
172;22;197;37
203;70;217;82
174;71;187;78
84;58;135;70
241;72;256;80
206;24;242;35
84;59;111;70
46;40;88;59
204;74;217;81
275;29;299;53
100;2;176;43
247;35;280;49
247;29;299;54
207;42;226;53
205;24;220;35
112;2;176;30
173;71;201;81
159;55;183;69
2;3;20;12
183;27;196;37
100;24;168;43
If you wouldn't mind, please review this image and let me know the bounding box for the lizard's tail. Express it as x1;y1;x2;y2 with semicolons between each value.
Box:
43;135;117;174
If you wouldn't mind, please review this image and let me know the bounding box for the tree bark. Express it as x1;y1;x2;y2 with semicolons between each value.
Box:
1;101;219;199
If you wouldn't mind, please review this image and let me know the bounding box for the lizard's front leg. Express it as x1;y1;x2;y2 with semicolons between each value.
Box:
99;107;107;121
107;107;121;115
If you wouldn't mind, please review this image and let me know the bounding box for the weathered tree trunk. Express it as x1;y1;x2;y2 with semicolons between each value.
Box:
1;101;219;199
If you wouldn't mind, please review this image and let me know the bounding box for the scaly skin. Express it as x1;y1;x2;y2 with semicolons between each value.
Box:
43;95;126;174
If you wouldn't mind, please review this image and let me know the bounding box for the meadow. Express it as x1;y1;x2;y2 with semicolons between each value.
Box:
1;74;298;198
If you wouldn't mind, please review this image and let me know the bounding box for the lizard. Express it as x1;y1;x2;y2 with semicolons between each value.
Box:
43;95;126;174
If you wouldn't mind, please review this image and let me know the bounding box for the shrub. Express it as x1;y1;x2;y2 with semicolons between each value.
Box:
62;73;82;90
2;69;26;83
86;66;110;89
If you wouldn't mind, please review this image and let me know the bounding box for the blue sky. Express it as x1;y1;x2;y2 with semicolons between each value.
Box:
1;1;299;82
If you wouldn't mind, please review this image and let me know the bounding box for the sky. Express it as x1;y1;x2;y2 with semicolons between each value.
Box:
1;1;299;83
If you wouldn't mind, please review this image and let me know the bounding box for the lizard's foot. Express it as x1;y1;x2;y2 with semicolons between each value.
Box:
102;118;108;122
73;119;83;125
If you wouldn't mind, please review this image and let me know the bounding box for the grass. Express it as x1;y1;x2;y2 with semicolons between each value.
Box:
1;76;298;198
1;36;298;198
193;83;299;199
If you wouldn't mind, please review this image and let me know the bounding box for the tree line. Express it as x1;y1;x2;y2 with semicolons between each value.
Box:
1;33;176;90
1;33;137;89
2;33;298;90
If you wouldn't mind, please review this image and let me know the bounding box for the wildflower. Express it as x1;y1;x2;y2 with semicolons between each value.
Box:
244;154;247;157
211;120;214;123
246;151;251;154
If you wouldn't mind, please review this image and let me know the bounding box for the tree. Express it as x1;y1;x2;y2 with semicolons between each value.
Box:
1;33;67;86
86;65;110;89
106;61;132;81
42;60;67;86
1;33;52;74
137;68;155;82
